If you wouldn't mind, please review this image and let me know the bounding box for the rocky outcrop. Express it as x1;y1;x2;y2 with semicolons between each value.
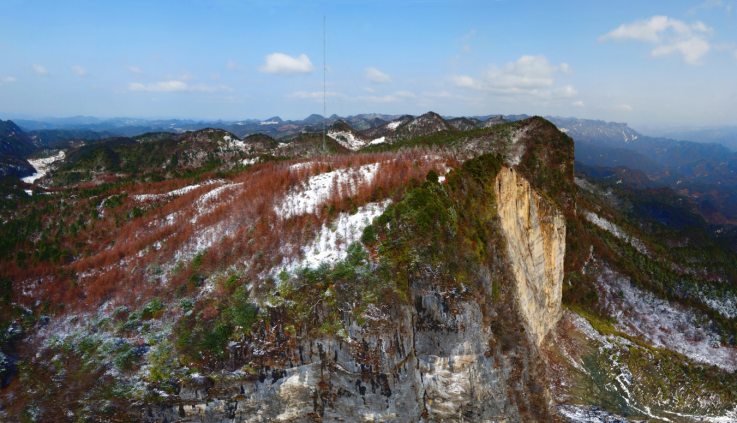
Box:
494;167;566;347
143;167;566;422
146;280;554;422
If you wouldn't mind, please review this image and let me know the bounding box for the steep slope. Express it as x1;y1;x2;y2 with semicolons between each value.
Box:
3;114;736;422
447;117;478;131
547;170;737;421
389;111;456;142
0;120;36;177
326;119;369;150
495;167;565;347
481;115;509;128
29;129;120;149
575;162;654;189
0;120;36;158
556;117;737;225
46;128;249;185
0;118;577;422
551;117;641;146
359;114;414;140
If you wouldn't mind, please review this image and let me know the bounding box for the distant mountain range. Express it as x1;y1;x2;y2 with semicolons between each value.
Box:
640;125;737;152
3;111;737;224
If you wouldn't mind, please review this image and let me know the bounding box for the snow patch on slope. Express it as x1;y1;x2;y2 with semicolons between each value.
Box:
279;200;390;272
699;289;737;319
557;404;644;423
276;163;381;219
328;130;365;150
387;120;402;130
22;151;65;184
583;210;648;255
595;265;737;372
132;180;225;202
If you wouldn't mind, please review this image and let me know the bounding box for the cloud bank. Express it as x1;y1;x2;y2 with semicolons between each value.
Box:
260;53;314;75
128;81;233;93
600;16;713;65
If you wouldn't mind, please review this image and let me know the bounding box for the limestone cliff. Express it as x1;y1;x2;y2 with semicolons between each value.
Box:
494;167;565;347
142;166;567;422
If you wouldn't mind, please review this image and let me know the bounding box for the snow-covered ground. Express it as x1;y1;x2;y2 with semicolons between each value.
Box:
557;404;644;423
699;287;737;320
328;130;365;150
21;151;65;184
583;211;648;255
561;309;735;422
224;134;247;149
387;120;402;130
131;179;225;202
276;163;381;219
595;265;737;372
278;199;391;273
190;182;244;223
369;136;386;145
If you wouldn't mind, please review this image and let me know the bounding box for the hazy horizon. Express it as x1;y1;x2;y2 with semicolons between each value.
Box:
1;0;736;127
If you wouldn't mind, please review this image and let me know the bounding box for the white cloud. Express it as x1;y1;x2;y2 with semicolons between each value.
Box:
461;44;471;52
289;91;346;99
365;67;392;83
32;64;48;75
1;76;17;83
210;73;221;80
394;90;415;98
600;16;713;65
572;100;584;107
424;91;453;98
128;81;233;93
358;91;417;103
734;50;737;60
554;85;578;98
450;75;476;88
71;65;88;77
612;104;633;112
127;65;144;75
226;60;243;71
167;70;196;81
364;87;375;93
460;29;476;41
689;0;732;15
259;53;314;75
485;55;558;89
450;55;576;100
560;63;574;75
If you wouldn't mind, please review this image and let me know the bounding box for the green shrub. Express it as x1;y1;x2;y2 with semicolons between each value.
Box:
179;298;194;311
141;298;164;319
191;250;207;271
199;323;232;354
113;342;138;370
361;224;376;246
224;274;239;288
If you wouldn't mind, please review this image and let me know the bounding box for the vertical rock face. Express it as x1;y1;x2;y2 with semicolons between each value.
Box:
144;168;566;422
494;167;566;347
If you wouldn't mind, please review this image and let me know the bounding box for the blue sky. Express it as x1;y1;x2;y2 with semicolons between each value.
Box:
0;0;736;127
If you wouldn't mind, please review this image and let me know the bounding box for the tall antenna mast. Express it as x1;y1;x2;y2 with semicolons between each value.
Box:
322;14;326;153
